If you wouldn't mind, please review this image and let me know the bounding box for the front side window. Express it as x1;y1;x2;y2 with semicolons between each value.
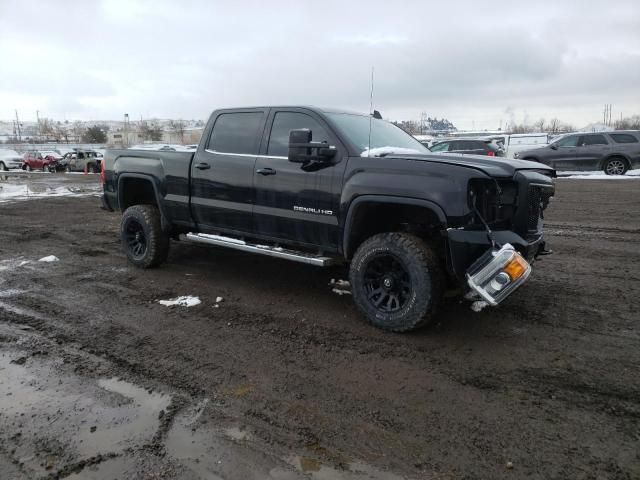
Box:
267;112;329;157
208;112;264;155
610;133;638;144
429;142;449;152
555;135;579;148
581;135;608;146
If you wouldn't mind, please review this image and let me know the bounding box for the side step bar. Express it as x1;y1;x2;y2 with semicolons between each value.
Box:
184;233;337;267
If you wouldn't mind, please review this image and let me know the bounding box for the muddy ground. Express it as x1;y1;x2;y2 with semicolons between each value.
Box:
0;172;638;479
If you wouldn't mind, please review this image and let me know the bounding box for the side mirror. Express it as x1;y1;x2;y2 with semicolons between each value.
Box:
288;129;336;163
550;144;558;150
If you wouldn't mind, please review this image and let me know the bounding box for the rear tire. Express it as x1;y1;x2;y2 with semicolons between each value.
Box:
0;162;6;171
604;157;628;175
26;165;33;172
349;232;443;332
120;205;169;268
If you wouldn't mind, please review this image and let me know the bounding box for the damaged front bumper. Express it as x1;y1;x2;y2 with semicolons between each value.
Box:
447;229;548;305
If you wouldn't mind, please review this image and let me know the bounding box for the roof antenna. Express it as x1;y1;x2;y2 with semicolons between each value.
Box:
367;66;374;157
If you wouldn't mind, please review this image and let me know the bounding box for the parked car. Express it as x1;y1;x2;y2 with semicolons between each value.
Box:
514;131;640;174
0;149;24;170
60;150;101;173
22;150;58;172
102;106;555;333
429;139;505;157
40;150;63;164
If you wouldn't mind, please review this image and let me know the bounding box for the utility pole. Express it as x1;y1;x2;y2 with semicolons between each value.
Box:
124;113;129;147
14;110;22;142
36;110;41;141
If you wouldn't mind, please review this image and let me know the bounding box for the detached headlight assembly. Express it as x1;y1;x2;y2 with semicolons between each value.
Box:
466;243;531;305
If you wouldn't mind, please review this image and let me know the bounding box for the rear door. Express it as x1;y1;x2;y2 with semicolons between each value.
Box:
575;134;610;170
190;109;267;233
253;109;347;249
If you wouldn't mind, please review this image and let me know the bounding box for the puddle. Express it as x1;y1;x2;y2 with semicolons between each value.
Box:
272;456;408;479
64;455;137;480
0;353;170;477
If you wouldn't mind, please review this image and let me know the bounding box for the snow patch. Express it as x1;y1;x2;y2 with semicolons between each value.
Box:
158;296;202;307
329;279;351;296
0;184;101;203
215;296;223;303
38;255;59;262
471;300;489;312
360;146;422;157
332;288;351;296
558;169;640;179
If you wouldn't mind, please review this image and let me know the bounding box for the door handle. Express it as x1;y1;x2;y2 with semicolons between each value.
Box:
195;162;210;170
256;167;276;176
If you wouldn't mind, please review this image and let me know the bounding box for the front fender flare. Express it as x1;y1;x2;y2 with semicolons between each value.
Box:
342;195;447;259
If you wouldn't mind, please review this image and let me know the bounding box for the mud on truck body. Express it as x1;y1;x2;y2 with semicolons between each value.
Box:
101;106;555;332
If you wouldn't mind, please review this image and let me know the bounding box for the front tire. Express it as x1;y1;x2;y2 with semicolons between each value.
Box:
120;205;169;268
604;157;627;175
349;233;443;332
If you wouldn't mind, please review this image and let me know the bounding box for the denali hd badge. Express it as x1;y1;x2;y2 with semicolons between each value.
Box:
293;206;334;216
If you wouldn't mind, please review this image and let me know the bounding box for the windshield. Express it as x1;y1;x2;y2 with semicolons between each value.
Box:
327;113;429;157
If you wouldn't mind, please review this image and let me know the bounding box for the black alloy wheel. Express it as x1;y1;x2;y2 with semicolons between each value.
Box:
363;253;411;313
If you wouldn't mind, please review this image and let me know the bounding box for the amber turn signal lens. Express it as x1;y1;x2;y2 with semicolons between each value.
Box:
504;255;528;280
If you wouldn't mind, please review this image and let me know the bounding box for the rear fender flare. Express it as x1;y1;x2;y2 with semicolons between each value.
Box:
117;173;171;232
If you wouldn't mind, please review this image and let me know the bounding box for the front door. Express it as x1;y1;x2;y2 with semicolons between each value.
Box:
190;109;267;234
253;109;346;250
550;134;579;170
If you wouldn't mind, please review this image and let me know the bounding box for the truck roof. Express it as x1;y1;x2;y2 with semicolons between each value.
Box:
214;105;369;117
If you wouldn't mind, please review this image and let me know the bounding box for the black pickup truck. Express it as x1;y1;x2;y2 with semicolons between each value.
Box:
102;106;555;332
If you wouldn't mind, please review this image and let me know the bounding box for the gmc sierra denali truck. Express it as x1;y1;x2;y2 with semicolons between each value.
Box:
101;106;555;332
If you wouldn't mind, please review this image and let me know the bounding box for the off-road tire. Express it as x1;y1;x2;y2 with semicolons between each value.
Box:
120;205;169;269
349;232;443;332
604;157;628;176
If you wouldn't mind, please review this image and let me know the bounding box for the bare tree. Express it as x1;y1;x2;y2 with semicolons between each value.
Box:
169;119;186;144
534;118;545;133
139;121;163;141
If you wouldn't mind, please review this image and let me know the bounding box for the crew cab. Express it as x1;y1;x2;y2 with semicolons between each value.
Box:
102;106;555;332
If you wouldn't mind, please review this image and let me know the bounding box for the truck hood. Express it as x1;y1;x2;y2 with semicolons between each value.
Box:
393;153;554;177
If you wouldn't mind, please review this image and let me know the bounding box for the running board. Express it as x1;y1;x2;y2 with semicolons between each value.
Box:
184;233;337;267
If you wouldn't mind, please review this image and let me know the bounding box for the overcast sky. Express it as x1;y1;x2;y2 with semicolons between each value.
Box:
1;0;639;129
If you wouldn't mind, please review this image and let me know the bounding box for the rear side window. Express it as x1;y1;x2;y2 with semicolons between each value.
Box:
469;141;487;150
208;112;264;155
581;135;608;146
267;112;329;157
609;133;638;144
429;142;449;152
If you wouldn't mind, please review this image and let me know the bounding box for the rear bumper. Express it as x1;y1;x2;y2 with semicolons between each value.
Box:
447;229;546;283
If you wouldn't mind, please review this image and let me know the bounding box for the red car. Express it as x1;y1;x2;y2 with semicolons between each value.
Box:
22;150;58;172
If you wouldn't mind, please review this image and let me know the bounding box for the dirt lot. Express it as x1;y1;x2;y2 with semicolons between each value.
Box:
0;172;639;479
